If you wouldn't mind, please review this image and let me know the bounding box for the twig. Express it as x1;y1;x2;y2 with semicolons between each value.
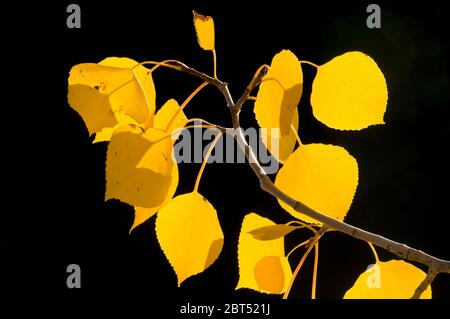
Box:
164;60;450;286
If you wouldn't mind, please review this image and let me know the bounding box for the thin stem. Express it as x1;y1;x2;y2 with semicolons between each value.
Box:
212;50;218;79
185;118;229;133
182;124;217;130
163;81;209;131
290;124;302;146
193;131;223;192
235;64;269;112
180;82;209;112
311;242;319;299
299;60;319;68
367;241;380;263
286;239;310;259
286;220;319;234
247;96;257;101
283;231;324;299
133;60;183;72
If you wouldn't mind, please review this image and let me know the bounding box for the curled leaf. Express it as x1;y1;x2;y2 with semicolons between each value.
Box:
68;57;154;135
193;11;215;51
255;50;303;163
311;51;388;130
156;192;224;286
99;57;156;123
344;260;431;299
248;224;296;241
237;213;292;294
275;143;358;224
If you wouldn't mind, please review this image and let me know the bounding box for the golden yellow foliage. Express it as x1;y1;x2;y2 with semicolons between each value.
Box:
68;57;155;135
105;125;176;209
237;213;292;294
344;260;431;299
193;11;215;51
275;143;358;224
248;224;296;241
154;99;188;139
311;51;387;130
156;192;224;286
254;50;302;163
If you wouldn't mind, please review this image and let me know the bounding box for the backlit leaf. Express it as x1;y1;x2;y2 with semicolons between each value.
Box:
248;224;296;241
156;192;224;286
260;108;299;164
68;84;116;135
275;143;358;224
105;125;177;209
93;112;138;143
311;51;388;130
237;213;292;294
255;50;303;163
154;99;188;139
99;57;156;125
344;260;431;299
68;58;153;135
193;11;215;51
130;160;179;232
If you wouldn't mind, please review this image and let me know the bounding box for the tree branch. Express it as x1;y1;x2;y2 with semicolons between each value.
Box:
411;270;437;299
167;60;450;283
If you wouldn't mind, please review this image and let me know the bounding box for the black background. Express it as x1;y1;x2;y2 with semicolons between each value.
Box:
3;0;450;311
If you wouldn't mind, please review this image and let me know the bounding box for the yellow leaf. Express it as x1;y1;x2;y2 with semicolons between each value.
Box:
68;84;116;135
105;125;177;209
255;50;303;163
236;213;292;294
248;224;296;241
154;99;188;139
156;192;224;286
68;59;152;135
261;108;299;164
93;112;138;143
275;143;358;224
311;51;388;130
99;57;156;125
130;160;179;232
193;11;215;51
344;260;431;299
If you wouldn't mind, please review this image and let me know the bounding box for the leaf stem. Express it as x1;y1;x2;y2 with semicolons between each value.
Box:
180;82;209;112
299;60;319;68
133;60;183;72
367;241;380;263
311;242;319;299
235;64;269;112
283;230;324;299
212;50;218;79
286;220;319;234
163;81;209;131
193;131;223;192
286;239;310;259
290;124;302;146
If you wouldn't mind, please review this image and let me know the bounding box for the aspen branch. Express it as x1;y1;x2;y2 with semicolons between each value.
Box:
411;270;437;299
166;60;450;290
